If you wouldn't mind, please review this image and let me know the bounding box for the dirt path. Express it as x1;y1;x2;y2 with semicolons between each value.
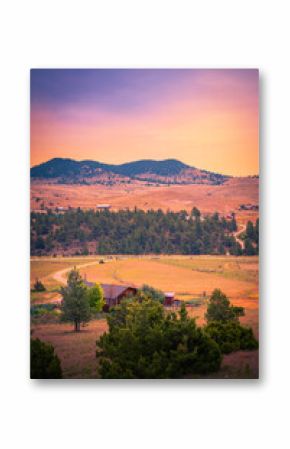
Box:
233;224;246;249
52;260;99;285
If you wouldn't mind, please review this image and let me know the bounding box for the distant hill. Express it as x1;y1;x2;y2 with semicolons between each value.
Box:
31;157;230;185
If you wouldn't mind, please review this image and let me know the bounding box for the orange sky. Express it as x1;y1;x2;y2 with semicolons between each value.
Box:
31;69;259;176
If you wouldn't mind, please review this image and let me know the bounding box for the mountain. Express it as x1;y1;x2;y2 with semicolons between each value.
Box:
30;157;230;185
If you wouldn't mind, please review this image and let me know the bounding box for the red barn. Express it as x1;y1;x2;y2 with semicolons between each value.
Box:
84;280;137;308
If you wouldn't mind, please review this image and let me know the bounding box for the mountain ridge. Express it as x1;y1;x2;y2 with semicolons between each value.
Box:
30;157;230;185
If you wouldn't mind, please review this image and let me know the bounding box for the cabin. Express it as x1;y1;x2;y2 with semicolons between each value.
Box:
96;204;111;210
163;292;175;306
84;280;137;308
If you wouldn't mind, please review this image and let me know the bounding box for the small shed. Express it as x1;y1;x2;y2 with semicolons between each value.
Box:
164;292;175;306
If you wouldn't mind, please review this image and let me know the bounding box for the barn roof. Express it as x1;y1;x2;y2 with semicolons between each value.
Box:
83;280;136;300
164;292;175;298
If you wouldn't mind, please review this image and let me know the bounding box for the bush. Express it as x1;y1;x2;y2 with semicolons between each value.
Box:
31;338;62;379
205;321;258;354
139;284;165;303
205;289;244;323
30;304;60;323
96;299;221;378
87;283;105;312
30;303;58;316
32;279;46;292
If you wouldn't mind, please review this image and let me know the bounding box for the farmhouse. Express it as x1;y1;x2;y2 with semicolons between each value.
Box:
84;280;137;307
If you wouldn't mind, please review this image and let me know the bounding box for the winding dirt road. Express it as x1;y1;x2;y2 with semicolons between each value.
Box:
233;224;246;249
52;260;99;285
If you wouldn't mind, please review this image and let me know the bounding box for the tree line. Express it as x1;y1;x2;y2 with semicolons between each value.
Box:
31;207;258;256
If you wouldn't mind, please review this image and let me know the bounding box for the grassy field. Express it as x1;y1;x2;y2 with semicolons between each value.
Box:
31;177;259;225
31;254;259;378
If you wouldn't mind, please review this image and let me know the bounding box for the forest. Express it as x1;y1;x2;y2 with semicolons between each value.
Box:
30;207;258;256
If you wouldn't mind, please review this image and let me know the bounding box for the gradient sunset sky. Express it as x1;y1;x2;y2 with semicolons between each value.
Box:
31;69;259;176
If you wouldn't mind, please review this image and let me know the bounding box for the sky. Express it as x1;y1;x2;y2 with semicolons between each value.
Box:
30;69;259;176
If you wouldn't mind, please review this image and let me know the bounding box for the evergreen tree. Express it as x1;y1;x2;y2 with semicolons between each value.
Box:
205;289;244;323
33;278;46;292
96;299;221;378
246;221;255;240
31;209;259;256
31;338;62;379
60;269;91;331
244;238;256;255
204;289;258;355
191;207;201;219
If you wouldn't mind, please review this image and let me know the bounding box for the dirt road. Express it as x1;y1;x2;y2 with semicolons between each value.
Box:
52;260;99;285
234;224;246;249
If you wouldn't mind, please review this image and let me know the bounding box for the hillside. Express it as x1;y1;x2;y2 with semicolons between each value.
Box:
31;158;229;185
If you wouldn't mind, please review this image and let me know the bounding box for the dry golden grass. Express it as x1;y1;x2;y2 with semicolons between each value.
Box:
31;177;258;225
31;259;81;287
31;319;108;378
79;256;258;299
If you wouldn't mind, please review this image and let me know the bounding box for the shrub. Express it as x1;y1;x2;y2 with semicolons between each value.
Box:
30;304;60;323
31;338;62;379
30;303;58;316
87;283;105;313
139;284;165;303
205;289;244;323
205;321;258;354
96;300;221;378
32;279;46;292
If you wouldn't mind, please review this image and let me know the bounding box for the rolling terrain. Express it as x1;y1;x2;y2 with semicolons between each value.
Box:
31;173;258;226
31;157;229;185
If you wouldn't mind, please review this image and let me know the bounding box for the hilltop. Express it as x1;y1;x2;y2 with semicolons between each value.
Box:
31;157;230;186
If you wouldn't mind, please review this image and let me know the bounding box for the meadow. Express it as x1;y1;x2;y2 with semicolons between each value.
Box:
31;255;259;378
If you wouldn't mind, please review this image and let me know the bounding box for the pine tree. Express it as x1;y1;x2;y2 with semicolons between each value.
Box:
205;289;244;323
31;338;62;378
60;269;91;331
